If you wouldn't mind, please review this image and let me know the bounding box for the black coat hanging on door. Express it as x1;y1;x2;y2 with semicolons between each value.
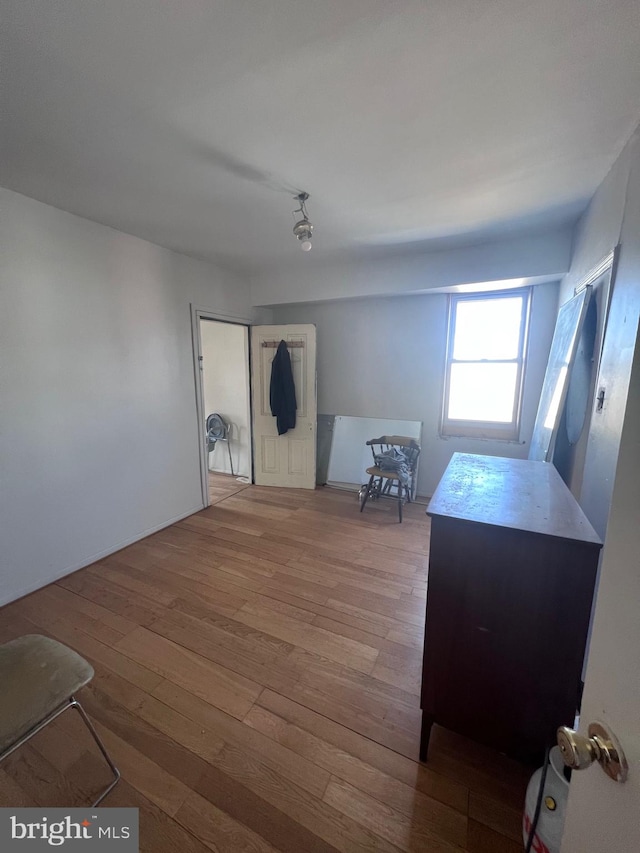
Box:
270;340;297;435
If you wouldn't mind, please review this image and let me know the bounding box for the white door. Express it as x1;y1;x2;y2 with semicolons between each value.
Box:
250;324;316;489
560;333;640;852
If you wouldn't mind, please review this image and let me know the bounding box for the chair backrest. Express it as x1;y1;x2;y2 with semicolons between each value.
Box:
365;435;421;471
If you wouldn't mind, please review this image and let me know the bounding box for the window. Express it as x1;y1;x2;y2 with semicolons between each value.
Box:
441;288;531;440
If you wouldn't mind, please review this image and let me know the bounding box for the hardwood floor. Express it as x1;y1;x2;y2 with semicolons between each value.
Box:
0;485;529;852
208;471;250;504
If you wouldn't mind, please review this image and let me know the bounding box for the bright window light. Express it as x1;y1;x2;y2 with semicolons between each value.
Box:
543;366;568;430
441;289;531;440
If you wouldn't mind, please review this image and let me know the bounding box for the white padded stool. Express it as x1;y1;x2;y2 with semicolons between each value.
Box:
0;634;120;806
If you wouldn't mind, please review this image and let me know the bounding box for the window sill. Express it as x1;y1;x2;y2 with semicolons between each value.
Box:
439;428;523;443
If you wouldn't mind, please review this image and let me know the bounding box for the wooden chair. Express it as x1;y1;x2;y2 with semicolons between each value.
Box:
359;435;421;522
0;635;120;806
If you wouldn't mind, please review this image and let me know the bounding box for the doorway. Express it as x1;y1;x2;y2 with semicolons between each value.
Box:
195;315;252;507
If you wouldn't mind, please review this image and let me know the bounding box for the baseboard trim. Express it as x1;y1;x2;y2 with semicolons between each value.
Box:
0;503;206;608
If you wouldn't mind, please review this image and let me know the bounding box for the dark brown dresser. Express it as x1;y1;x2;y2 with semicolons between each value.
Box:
420;453;602;765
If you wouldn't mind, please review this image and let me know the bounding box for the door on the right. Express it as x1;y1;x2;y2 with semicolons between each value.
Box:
560;321;640;851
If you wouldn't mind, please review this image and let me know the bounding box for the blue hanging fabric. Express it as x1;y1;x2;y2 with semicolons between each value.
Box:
269;340;297;435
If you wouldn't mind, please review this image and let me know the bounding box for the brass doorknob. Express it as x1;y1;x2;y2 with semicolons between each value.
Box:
557;722;628;783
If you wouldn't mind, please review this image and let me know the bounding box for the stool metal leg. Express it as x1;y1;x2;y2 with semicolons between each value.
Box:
0;700;73;763
70;697;121;807
226;438;234;476
0;696;120;808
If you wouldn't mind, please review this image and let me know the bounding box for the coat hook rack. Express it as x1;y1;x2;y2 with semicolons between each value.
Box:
261;340;305;348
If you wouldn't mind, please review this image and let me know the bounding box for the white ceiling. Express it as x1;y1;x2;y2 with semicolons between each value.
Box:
2;0;640;272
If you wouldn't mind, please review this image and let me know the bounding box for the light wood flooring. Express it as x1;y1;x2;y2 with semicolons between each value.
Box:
208;471;250;505
0;483;529;852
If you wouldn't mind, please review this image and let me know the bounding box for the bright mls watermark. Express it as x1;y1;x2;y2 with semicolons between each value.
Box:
1;809;138;850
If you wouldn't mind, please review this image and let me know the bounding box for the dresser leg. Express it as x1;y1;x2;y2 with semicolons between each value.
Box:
419;712;434;762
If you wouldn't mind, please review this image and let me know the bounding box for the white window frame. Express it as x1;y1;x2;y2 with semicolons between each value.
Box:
441;287;532;441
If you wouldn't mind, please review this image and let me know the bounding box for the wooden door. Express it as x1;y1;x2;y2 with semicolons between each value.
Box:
560;294;640;852
250;324;316;489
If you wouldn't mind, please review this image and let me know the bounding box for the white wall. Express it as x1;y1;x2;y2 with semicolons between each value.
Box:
251;227;571;307
0;188;255;606
271;283;558;496
560;140;634;303
200;320;251;478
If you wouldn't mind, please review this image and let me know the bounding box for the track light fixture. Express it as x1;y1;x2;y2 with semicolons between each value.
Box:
292;192;313;252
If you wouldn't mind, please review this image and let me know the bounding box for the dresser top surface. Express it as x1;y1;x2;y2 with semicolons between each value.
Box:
427;453;602;546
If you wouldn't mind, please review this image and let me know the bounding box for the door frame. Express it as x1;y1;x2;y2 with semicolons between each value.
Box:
190;305;253;508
